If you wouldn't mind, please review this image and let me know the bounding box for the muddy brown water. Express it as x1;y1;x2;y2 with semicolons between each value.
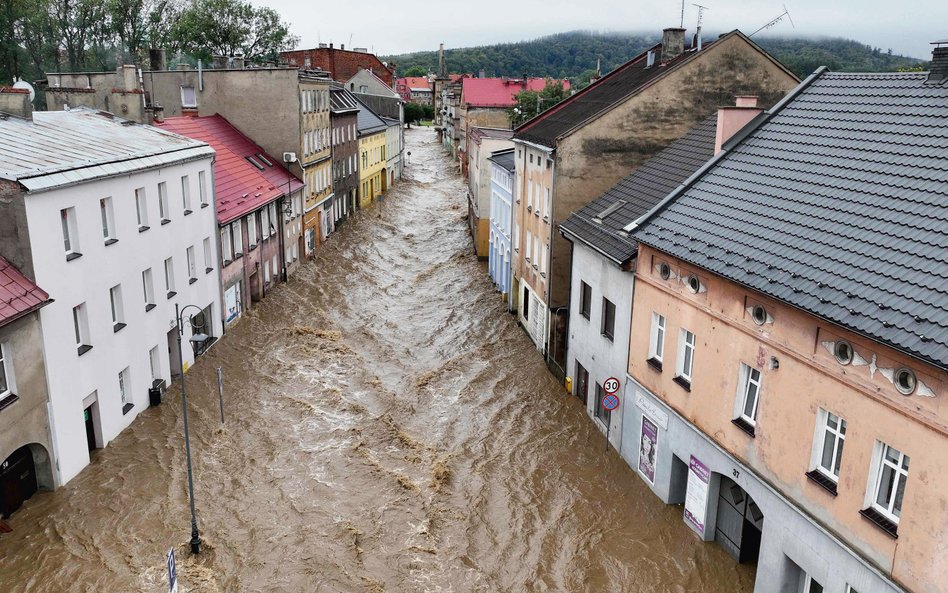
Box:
0;128;754;592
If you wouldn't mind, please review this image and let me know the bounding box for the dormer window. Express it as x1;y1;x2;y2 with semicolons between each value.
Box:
894;368;916;395
834;340;854;365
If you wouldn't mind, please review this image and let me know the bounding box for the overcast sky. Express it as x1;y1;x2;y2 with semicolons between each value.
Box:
260;0;945;60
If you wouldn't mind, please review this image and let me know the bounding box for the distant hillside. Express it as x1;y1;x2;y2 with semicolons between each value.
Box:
384;31;925;82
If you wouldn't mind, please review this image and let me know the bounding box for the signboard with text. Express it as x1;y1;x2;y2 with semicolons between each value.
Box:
684;455;710;535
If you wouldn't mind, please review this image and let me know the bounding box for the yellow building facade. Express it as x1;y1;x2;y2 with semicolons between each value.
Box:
300;74;333;254
358;131;386;208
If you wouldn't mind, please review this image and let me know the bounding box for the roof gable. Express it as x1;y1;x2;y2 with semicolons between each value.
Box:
560;114;717;264
155;115;302;224
632;70;948;370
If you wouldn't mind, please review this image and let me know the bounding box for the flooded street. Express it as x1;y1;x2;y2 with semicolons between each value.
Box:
0;127;753;592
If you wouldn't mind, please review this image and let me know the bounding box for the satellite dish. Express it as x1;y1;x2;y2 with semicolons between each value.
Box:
12;79;35;102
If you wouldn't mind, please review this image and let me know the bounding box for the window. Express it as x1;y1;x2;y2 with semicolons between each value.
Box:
181;85;197;108
158;182;170;223
733;363;762;435
594;383;611;425
247;213;258;248
100;198;116;244
574;361;589;404
0;343;14;403
601;297;616;341
648;313;666;366
61;207;80;259
522;285;529;321
149;345;161;384
261;207;271;239
118;367;133;414
220;226;233;263
533;236;539;268
135;188;149;231
540;244;548;277
264;259;271;284
525;230;532;261
231;221;243;257
109;284;125;331
142;268;155;311
813;409;847;484
198;171;209;207
579;281;592;319
676;329;696;385
164;257;176;298
802;575;823;593
181;176;192;214
544;188;551;220
186;246;197;283
73;303;91;355
867;442;910;525
203;237;213;273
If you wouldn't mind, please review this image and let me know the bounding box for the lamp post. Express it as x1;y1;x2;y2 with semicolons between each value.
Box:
174;303;209;554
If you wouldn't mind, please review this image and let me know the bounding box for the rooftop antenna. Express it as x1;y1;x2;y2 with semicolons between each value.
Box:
680;0;685;27
750;4;795;37
693;3;708;28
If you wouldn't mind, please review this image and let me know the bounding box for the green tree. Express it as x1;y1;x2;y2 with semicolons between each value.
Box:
404;102;424;126
401;65;426;77
508;79;568;127
171;0;298;62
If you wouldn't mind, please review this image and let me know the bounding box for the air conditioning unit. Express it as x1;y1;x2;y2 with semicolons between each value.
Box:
283;152;297;163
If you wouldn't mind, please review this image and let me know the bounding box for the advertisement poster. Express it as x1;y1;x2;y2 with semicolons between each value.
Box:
225;283;241;324
684;455;710;534
638;416;658;484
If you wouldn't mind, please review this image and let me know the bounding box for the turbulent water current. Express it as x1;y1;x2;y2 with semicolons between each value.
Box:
0;128;754;592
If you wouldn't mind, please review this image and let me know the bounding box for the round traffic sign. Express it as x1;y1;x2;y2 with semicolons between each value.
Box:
602;393;620;411
603;377;621;395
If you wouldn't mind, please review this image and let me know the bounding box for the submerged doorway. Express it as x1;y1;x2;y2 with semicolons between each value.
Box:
715;475;763;565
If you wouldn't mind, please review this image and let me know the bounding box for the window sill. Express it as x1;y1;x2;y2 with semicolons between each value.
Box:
248;244;258;252
145;303;156;312
543;216;549;222
201;202;209;209
731;417;756;437
66;252;83;262
234;253;243;260
122;402;134;415
166;291;177;299
647;357;663;372
805;470;838;496
859;507;899;539
205;267;213;274
673;376;691;392
104;238;118;246
161;218;170;225
184;209;193;216
77;344;93;356
0;393;20;412
189;277;197;285
601;332;614;342
580;312;590;321
113;322;127;333
138;225;150;233
223;259;232;267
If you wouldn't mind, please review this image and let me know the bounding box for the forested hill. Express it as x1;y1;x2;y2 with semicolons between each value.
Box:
384;31;925;82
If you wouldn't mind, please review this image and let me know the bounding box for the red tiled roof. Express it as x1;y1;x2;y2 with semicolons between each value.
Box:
401;77;431;90
0;256;49;326
155;115;303;225
461;77;571;108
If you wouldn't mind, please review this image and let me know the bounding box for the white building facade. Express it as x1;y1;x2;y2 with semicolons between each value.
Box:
0;109;223;485
488;149;514;304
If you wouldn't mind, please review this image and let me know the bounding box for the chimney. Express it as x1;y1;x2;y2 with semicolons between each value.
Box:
116;64;139;91
0;87;32;121
149;48;166;71
715;96;762;154
341;44;345;50
479;69;486;79
661;27;686;63
928;41;948;84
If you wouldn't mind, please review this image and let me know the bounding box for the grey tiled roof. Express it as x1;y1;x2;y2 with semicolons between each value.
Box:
632;70;948;370
560;114;717;264
488;148;515;173
353;95;387;135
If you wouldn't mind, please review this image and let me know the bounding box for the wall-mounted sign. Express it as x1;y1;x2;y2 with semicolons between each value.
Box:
684;455;710;535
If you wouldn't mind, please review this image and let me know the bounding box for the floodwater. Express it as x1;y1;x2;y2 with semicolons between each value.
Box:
0;128;754;592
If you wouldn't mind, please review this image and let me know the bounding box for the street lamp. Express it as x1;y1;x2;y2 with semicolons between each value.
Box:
174;303;209;554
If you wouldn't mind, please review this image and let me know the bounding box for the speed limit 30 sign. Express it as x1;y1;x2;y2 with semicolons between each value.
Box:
603;377;621;395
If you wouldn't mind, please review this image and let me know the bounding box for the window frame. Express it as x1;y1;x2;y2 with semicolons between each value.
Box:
164;257;176;298
100;197;116;244
142;268;155;310
186;245;197;282
648;313;666;364
600;297;616;341
579;281;591;320
109;284;125;331
812;408;847;483
0;342;14;400
135;187;149;230
158;181;170;223
868;442;910;523
181;175;192;214
593;382;611;425
736;363;762;426
61;207;80;259
181;85;197;108
676;328;696;383
198;171;209;207
73;302;91;354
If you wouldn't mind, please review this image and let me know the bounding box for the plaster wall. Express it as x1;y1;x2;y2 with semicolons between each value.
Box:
488;163;513;298
0;313;56;490
22;157;223;484
511;143;554;313
628;244;946;592
566;241;635;450
358;132;386;208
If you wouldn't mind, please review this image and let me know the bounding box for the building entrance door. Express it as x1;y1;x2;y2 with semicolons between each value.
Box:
84;405;98;452
168;327;182;377
714;476;763;565
0;446;38;518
